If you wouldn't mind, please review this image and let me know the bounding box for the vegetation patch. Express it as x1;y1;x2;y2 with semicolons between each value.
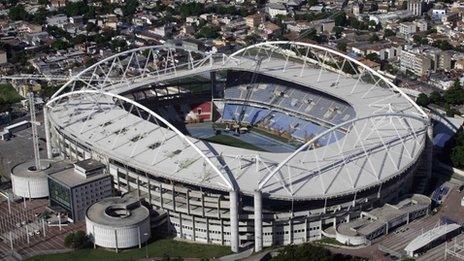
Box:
0;84;22;113
28;238;231;261
271;243;364;261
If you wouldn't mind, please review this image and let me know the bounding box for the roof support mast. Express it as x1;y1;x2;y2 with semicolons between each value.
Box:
28;92;41;171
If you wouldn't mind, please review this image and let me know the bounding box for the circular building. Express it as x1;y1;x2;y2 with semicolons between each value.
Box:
85;195;151;249
45;42;432;252
11;159;72;198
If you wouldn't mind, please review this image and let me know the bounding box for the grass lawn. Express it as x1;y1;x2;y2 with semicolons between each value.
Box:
28;239;232;261
251;127;302;148
204;134;266;151
315;237;345;246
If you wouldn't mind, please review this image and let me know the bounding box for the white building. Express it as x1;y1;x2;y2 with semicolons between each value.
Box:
399;22;417;37
266;3;288;19
408;0;423;16
400;49;432;76
86;194;151;250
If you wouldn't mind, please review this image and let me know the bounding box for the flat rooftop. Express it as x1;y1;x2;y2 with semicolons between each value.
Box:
337;194;431;237
86;194;150;227
11;159;73;179
49;166;109;188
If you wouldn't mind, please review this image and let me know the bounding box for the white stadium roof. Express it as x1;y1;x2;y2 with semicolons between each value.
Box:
46;42;429;200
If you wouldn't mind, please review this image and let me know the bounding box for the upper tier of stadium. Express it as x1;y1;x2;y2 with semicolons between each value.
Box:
45;42;429;200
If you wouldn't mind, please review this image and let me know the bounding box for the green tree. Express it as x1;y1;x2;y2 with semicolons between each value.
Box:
349;17;368;30
0;84;22;112
413;35;428;45
452;78;462;89
333;11;348;27
332;26;343;38
71;34;87;45
337;42;347;52
196;25;220;39
32;7;48;24
179;2;205;17
64;1;89;16
429;91;442;104
308;0;318;6
273;243;361;261
384;29;395;38
38;0;49;5
435;40;453;50
444;81;464;105
9;5;28;21
451;146;464;168
86;22;99;33
366;53;380;62
416;93;430;107
122;0;139;17
110;38;127;51
64;231;90;249
51;39;70;51
369;33;380;43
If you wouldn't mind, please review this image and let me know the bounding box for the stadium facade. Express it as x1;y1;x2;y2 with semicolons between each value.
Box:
43;42;432;252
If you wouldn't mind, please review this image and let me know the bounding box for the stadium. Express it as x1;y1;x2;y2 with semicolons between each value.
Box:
43;41;433;252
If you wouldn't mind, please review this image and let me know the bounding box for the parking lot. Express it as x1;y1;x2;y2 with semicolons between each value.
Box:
0;124;47;181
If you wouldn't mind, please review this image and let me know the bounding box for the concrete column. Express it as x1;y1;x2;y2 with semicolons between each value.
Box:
172;185;176;211
44;107;52;159
115;230;118;253
407;212;410;224
148;179;152;204
220;219;224;245
137;176;140;198
352;192;357;207
333;217;337;229
323;198;327;214
192;215;196;241
229;190;239;253
304;218;308;242
254;190;263;252
138;226;141;248
288;218;293;245
126;171;130;192
206;217;210;243
159;183;163;209
179;213;183;238
210;71;218;100
385;222;389;234
117;170;121;191
217;196;222;219
201;193;205;217
186;190;191;215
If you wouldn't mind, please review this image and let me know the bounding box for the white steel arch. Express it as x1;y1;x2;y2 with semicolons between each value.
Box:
46;90;237;191
229;41;428;119
258;113;429;196
50;45;231;99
